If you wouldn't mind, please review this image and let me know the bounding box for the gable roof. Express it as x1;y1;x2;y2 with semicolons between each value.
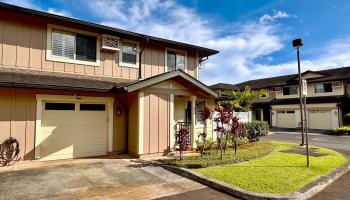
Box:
0;2;218;58
211;66;350;91
124;70;218;98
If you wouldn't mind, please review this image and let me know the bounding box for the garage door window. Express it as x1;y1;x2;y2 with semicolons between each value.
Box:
80;104;105;111
45;103;75;110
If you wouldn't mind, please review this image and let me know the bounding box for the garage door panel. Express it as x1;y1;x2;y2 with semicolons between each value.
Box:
276;111;295;128
308;110;332;130
40;101;109;161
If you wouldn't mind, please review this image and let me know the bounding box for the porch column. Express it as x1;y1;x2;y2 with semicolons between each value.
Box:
169;94;175;149
191;96;196;148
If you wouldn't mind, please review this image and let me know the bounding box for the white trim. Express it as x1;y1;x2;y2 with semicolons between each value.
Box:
138;92;144;155
165;48;188;73
34;94;114;159
190;96;196;148
34;98;43;159
125;70;218;98
169;94;175;149
119;39;140;69
46;24;101;66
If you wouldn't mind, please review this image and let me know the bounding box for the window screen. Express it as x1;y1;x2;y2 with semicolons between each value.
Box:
52;30;75;59
122;43;137;64
45;103;75;110
76;34;97;62
80;104;105;111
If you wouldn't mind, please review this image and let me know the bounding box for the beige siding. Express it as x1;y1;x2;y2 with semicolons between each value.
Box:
127;93;139;155
275;81;345;99
143;92;170;154
0;87;126;160
0;14;199;80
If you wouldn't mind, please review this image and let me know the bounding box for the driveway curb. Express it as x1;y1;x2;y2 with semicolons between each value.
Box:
163;160;350;200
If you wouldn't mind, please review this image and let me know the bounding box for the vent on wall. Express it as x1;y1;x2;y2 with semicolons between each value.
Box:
101;34;120;51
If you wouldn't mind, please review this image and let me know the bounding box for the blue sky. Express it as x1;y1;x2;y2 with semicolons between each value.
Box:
3;0;350;85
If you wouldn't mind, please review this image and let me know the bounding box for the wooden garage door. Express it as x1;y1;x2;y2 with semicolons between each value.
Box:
276;111;295;128
308;110;332;130
40;102;108;161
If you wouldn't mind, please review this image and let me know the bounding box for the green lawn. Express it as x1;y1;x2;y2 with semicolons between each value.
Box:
164;141;274;168
194;141;347;194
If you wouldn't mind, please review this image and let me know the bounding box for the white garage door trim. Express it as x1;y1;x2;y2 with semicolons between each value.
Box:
35;94;114;159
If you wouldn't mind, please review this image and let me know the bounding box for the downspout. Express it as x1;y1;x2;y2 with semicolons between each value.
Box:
138;37;149;80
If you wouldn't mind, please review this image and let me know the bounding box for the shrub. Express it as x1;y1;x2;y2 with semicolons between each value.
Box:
195;138;217;151
241;120;270;139
332;126;350;136
344;113;350;125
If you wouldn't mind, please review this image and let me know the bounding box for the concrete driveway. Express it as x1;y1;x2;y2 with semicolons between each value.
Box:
263;131;350;200
0;157;237;200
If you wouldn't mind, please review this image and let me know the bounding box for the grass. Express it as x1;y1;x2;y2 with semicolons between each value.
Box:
194;141;347;194
164;141;274;168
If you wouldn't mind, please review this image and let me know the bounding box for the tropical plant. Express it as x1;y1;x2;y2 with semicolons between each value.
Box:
198;106;212;157
344;113;350;125
332;126;350;136
223;86;258;112
241;120;269;140
213;106;241;159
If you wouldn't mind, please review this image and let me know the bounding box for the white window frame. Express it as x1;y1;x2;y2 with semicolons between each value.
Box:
282;86;298;96
314;82;333;93
46;24;101;66
165;48;187;72
119;40;139;68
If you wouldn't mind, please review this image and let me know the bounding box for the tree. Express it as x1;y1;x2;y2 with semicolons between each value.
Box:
198;106;212;157
223;86;258;112
213;106;240;160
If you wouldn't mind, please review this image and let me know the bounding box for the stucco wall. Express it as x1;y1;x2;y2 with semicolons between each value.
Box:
275;81;344;99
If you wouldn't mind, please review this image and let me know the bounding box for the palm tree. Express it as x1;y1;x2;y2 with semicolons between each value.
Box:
223;86;258;112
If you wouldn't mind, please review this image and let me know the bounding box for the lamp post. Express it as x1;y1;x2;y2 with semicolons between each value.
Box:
292;38;310;167
292;38;305;146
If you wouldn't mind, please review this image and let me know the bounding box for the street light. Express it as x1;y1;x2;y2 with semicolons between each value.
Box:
292;38;310;167
292;39;305;146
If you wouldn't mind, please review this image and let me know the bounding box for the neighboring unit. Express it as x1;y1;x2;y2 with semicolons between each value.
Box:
0;3;219;161
211;68;350;130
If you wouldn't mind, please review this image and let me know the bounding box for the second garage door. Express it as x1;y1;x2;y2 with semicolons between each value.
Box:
308;110;332;130
276;110;295;128
40;102;108;161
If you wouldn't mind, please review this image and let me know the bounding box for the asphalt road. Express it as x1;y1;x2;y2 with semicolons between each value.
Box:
263;131;350;200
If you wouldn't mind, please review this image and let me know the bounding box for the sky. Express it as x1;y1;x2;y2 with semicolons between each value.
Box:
2;0;350;85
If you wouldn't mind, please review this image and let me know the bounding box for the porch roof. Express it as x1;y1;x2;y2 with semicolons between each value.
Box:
123;70;219;98
0;67;135;92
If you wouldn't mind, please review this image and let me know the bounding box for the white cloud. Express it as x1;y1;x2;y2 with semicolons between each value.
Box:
259;10;290;23
47;8;71;17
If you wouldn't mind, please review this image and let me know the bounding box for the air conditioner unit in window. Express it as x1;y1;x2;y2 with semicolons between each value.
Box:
275;87;282;92
332;81;341;88
101;34;120;51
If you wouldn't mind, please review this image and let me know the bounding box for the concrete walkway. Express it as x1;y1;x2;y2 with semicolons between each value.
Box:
0;157;237;200
263;132;350;200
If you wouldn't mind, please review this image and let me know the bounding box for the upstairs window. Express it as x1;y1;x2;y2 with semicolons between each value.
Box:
166;50;186;71
315;83;333;93
48;25;100;66
120;41;138;68
283;86;298;96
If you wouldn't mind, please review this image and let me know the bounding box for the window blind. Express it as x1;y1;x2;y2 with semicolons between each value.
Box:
52;30;75;59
